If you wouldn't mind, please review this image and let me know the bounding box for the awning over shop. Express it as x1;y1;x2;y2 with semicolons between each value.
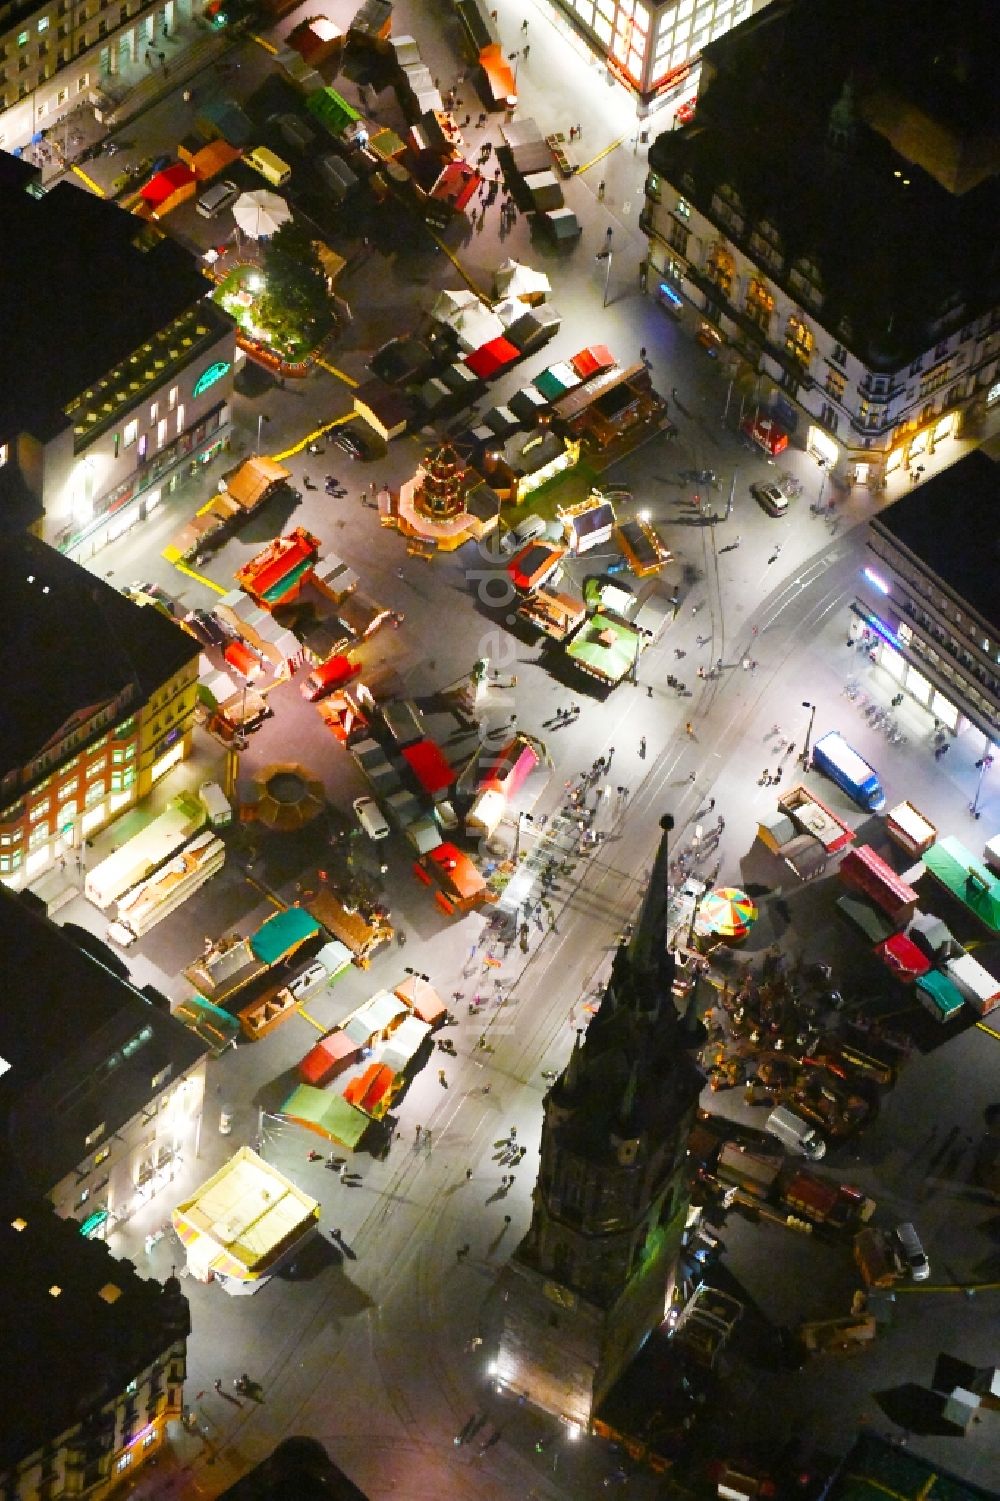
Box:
425;842;487;902
741;414;789;455
350;991;408;1039
382;1014;431;1073
250;906;321;965
875;932;931;982
915;970;965;1022
280;1085;371;1147
402;738;454;794
570;344;615;380
465;337;520;379
222;455;291;510
298;1029;361;1087
343;1062;395;1115
480;735;539;797
393;975;447;1025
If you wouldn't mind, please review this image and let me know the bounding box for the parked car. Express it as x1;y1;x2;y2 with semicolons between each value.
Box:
894;1221;930;1281
500;512;547;555
196;179;240;218
751;482;790;516
332;427;371;459
353;795;390;840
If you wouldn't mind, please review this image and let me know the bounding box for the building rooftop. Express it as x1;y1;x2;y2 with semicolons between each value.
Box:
217;1437;370;1500
0;153;212;443
0;532;199;781
872;451;1000;631
0;1186;190;1472
648;0;999;370
0;887;206;1196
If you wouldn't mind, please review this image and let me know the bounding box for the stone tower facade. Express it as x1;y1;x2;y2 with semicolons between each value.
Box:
494;816;704;1426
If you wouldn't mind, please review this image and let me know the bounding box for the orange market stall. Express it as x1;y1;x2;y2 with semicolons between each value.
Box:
171;1146;319;1295
422;841;493;913
138;163;197;220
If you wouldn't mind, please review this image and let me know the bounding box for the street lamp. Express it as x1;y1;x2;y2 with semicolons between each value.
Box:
801;701;817;765
256;412;270;455
970;742;995;820
595;229;614;308
507;49;522;89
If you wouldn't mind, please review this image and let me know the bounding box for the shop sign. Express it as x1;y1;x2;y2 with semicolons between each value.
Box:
193;361;231;399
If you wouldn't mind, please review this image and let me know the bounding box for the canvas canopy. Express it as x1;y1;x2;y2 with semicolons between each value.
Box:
280;1085;370;1147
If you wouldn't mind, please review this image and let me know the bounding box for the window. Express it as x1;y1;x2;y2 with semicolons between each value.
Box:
168;385;178;410
935;339;949;359
149;401;158;425
675;196;691;219
744;278;774;333
176;404;185;436
156;417;168;449
18;31;29;46
706;243;734;298
785;315;814;369
123;418;138;449
38;15;50;30
825;369;846;400
832;343;847;367
819;403;839;433
909;357;922;376
116;1455;131;1474
85;1123;105;1148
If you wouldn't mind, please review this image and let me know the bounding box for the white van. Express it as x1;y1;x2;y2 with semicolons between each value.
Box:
245;145;292;187
765;1106;826;1160
501;512;547;556
199;781;232;827
353;795;390;840
945;953;1000;1015
894;1221;930;1281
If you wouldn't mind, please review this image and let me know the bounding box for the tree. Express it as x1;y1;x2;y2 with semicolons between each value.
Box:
257;221;331;351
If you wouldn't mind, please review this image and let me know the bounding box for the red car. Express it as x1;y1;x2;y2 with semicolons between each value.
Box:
300;654;360;702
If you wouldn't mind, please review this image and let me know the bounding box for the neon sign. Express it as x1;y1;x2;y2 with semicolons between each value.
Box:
192;361;231;398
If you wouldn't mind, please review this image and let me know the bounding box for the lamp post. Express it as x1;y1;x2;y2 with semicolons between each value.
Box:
256;412;270;455
507;49;522;90
801;701;817;765
970;742;994;820
596;230;614;308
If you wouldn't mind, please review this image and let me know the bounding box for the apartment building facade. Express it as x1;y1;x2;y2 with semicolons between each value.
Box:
0;1196;192;1499
857;451;999;748
0;154;234;560
0;0;194;153
641;0;1000;486
0;533;201;889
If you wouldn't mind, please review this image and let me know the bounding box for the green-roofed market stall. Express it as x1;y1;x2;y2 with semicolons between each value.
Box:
281;1085;371;1148
923;836;1000;936
306;87;361;137
251;906;322;965
565;611;641;685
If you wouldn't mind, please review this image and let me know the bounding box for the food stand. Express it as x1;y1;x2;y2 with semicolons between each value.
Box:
303;886;393;966
885;800;937;857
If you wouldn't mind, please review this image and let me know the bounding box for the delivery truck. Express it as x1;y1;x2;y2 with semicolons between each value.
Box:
780;1169;875;1229
811;731;886;813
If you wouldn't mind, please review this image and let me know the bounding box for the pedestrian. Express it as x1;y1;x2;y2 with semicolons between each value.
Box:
688;772;696;783
510;1126;517;1139
466;1168;473;1180
647;685;653;698
575;123;582;138
640;346;647;361
605;225;613;243
598;179;606;200
708;798;716;810
415;1125;422;1143
607;745;615;764
759;769;770;785
718;815;726;830
685;722;695;737
639;736;647;759
503;1214;512;1225
697;666;706;680
522;43;530;59
520;17;528;32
